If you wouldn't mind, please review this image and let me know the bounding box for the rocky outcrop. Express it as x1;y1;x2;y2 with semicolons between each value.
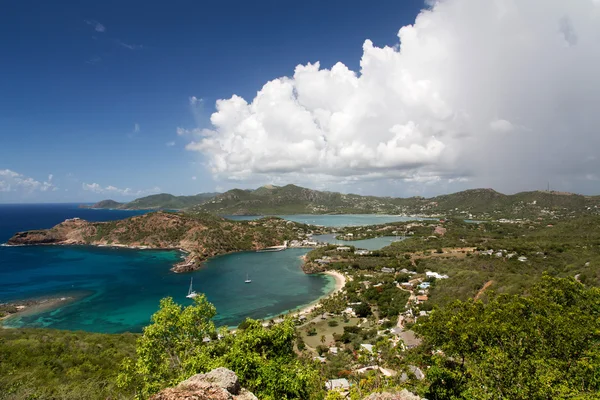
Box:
363;389;424;400
301;261;328;274
150;368;257;400
7;218;95;245
171;256;201;273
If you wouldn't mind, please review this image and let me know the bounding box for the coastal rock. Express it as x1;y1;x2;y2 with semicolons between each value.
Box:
7;218;94;246
171;256;201;273
301;261;327;274
150;368;257;400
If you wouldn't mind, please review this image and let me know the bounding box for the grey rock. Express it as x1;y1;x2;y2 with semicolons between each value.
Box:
234;389;259;400
180;367;241;395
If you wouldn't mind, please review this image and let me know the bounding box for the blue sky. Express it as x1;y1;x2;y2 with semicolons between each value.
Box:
0;0;426;202
4;0;600;202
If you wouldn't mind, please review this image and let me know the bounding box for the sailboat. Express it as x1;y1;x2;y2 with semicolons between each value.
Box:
245;273;252;284
186;277;198;298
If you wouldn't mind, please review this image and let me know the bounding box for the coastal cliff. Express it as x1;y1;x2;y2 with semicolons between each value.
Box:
7;212;306;273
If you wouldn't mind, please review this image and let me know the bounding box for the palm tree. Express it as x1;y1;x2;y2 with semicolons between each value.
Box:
320;334;326;345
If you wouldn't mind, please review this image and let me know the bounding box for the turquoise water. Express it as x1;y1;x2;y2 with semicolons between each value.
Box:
0;245;329;333
224;214;432;227
312;234;406;250
0;205;332;333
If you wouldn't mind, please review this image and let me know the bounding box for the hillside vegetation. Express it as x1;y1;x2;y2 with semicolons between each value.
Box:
0;328;138;399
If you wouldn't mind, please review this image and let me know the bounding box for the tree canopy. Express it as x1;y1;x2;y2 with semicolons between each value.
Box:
415;275;600;399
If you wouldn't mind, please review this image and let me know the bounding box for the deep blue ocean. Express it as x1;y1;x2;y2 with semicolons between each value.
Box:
0;204;332;333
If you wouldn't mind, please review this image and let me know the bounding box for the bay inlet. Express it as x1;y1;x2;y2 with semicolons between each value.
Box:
0;205;334;333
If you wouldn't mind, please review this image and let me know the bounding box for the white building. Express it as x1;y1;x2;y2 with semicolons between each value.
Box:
325;378;350;391
360;343;374;354
426;271;449;279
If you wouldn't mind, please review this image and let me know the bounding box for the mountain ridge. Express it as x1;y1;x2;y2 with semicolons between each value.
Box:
83;185;600;219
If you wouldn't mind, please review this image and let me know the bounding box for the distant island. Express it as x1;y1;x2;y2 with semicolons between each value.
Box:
83;184;600;219
81;192;218;211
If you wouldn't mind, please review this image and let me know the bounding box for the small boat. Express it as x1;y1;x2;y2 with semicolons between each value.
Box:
245;273;252;284
186;277;198;298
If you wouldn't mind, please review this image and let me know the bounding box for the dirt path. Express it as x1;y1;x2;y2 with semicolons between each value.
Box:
474;280;494;300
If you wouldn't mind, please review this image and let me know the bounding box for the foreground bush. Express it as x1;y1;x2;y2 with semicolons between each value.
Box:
118;294;324;399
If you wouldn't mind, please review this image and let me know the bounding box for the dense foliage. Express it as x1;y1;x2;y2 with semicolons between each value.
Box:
118;295;324;399
415;276;600;399
0;328;137;400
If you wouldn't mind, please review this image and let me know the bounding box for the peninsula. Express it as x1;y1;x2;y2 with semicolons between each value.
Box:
7;211;321;273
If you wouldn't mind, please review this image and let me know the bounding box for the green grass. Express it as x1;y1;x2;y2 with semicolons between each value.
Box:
299;317;362;349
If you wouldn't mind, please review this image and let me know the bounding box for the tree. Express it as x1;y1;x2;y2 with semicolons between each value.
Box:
321;335;326;345
118;295;325;399
354;302;372;318
118;295;216;397
415;276;600;399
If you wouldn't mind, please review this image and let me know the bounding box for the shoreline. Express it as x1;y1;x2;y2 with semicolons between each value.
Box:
288;270;347;318
0;295;80;327
0;248;338;333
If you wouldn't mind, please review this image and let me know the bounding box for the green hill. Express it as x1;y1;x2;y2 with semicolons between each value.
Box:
84;199;123;209
121;193;218;210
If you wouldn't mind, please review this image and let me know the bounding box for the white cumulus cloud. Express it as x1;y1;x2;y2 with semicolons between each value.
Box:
184;0;600;195
0;169;57;193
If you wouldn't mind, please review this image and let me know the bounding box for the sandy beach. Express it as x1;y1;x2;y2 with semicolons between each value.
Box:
289;270;347;317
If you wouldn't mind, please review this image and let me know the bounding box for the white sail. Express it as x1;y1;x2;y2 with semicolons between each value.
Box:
186;277;198;298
